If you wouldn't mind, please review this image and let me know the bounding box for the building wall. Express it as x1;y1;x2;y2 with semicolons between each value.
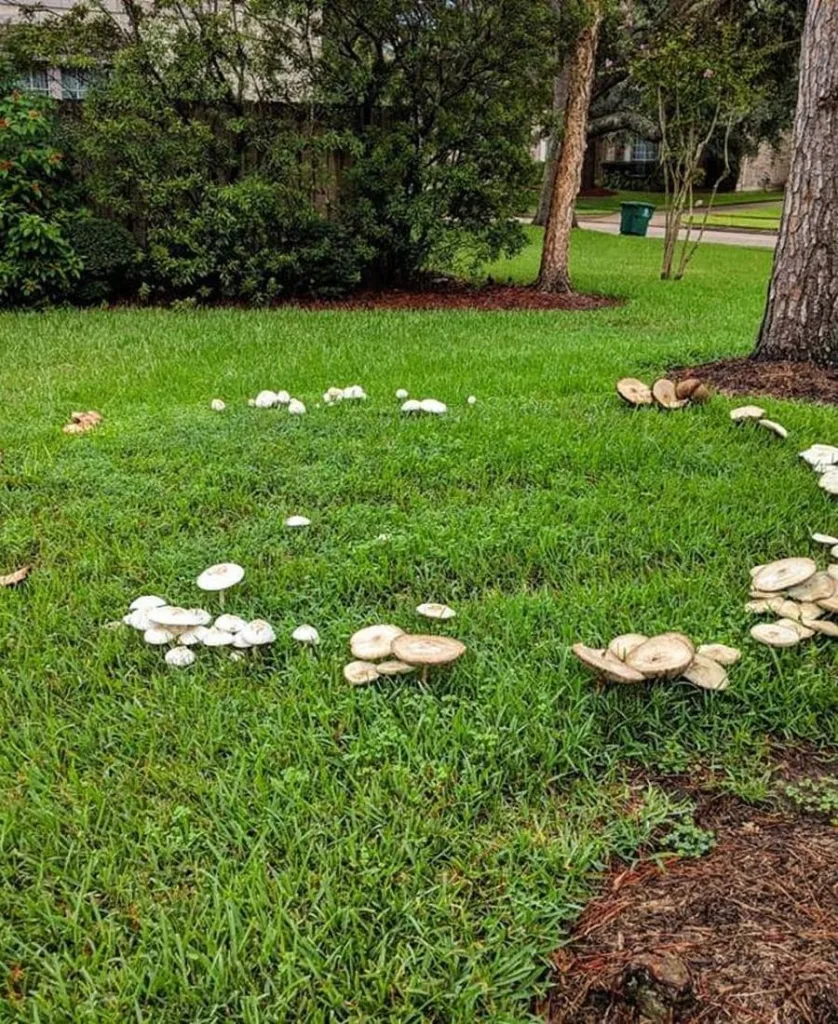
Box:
736;137;791;192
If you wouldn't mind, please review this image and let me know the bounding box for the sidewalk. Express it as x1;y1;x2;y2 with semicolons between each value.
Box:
577;214;777;249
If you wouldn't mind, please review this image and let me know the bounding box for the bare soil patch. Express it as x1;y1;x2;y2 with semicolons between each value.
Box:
672;358;838;406
543;764;838;1023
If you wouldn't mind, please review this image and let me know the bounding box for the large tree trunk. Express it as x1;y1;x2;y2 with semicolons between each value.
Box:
536;2;602;294
533;70;569;227
754;0;838;365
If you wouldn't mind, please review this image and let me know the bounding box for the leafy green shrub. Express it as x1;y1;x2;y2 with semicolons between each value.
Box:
144;180;366;302
0;85;80;306
66;216;140;304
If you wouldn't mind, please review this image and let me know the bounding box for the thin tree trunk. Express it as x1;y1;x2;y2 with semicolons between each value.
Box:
754;0;838;365
537;2;602;293
533;69;569;226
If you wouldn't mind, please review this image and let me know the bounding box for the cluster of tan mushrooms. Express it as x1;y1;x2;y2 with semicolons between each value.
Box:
800;444;838;495
343;603;465;685
616;376;712;409
63;410;103;434
121;562;276;667
729;404;788;439
746;552;838;647
572;633;738;691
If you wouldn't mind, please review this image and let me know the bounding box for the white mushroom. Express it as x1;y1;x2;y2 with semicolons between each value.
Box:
616;378;653;407
196;562;245;593
812;532;838;546
179;627;209;646
750;622;800;647
284;515;311;528
148;606;212;631
390;634;466;681
287;398;306;415
144;626;176;645
820;470;838;495
467;395;477;406
342;385;367;400
214;614;247;634
416;602;456;621
201;627;236;647
292;624;320;645
377;659;417;676
129;595;167;612
275;390;291;405
730;405;766;422
254;390;279;408
232;633;253;649
350;624;404;661
757;418;788;439
696;643;741;666
165;646;196;668
124;610;154;631
607;634;649;661
210;399;226;412
419;398;447;415
239;619;276;646
800;445;838;469
344;660;380;685
396;389;409;400
401;400;422;413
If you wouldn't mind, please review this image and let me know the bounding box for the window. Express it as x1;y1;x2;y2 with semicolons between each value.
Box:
61;69;89;100
17;68;50;96
631;137;659;163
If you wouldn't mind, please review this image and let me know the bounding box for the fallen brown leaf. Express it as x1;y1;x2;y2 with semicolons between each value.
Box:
0;565;30;587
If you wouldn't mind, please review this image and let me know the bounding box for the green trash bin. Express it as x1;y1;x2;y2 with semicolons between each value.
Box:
619;201;656;237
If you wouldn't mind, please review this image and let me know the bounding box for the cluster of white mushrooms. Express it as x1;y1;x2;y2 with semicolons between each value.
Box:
323;385;367;404
245;390;307;414
121;562;276;667
572;632;738;691
746;553;838;647
343;602;464;685
800;444;838;495
617;376;712;409
729;404;788;438
210;386;476;418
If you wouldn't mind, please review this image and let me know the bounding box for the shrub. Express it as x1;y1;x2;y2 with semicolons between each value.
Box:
66;216;140;304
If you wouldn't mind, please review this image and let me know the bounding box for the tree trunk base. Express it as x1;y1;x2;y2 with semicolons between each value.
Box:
536;271;573;295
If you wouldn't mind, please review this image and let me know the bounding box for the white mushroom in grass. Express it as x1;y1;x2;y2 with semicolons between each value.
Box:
730;405;766;422
214;614;247;634
196;562;244;610
144;626;176;645
211;399;226;412
350;624;404;661
148;606;212;631
396;389;409;400
757;418;788;439
624;635;694;679
572;644;646;684
288;398;306;415
179;626;209;646
165;646;196;668
342;385;367;401
285;515;311;528
124;609;154;631
344;660;381;686
201;627;236;647
240;619;276;646
467;395;477;406
419;399;447;415
812;532;838;546
416;602;456;621
401;399;422;413
130;595;167;612
377;659;417;676
292;624;320;645
254;390;278;409
276;390;291;405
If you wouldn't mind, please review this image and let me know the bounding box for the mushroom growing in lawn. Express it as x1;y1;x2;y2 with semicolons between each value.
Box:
130;595;167;612
288;398;306;415
147;606;212;633
276;391;291;406
344;660;381;686
214;614;247;634
467;395;477;406
201;627;236;647
254;390;279;408
390;633;466;683
757;419;788;439
396;389;409;400
572;644;646;683
401;400;422;413
624;634;694;679
419;399;447;415
616;378;653;407
342;385;367;400
284;515;311;528
350;624;404;661
166;646;196;668
730;405;766;422
144;626;176;645
416;602;456;621
292;624;320;645
196;562;245;610
211;399;226;412
239;619;276;646
651;379;688;410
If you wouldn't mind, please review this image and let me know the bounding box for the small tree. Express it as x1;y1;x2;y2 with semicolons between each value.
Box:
635;18;762;280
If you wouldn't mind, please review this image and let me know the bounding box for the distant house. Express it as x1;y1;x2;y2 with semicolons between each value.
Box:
736;138;790;192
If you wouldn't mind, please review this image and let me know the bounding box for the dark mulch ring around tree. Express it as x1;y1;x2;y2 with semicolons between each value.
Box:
542;758;838;1023
290;283;621;312
672;357;838;406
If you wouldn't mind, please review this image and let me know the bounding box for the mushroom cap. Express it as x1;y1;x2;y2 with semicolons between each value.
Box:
419;398;447;415
210;399;226;412
817;593;838;613
690;384;712;404
744;600;772;614
395;388;409;400
275;390;291;405
467;395;477;405
287;398;306;415
179;626;210;646
625;634;694;679
758;418;788;439
201;627;236;647
292;624;320;645
802;616;838;637
696;643;741;666
415;602;456;621
616;377;652;407
651;379;688;410
231;633;254;649
788;571;835;602
777;617;815;640
342;385;367;400
730;405;766;422
196;562;245;592
350;623;404;661
800;445;838;469
674;378;702;400
377;659;417;676
344;660;381;685
820;470;838;495
165;646;196;668
572;643;646;683
254;390;278;408
660;631;696;654
148;606;212;629
682;654;729;691
284;515;311;528
751;557;816;593
750;621;800;647
390;634;466;667
144;626;176;645
214;614;247;634
124;609;153;631
239;619;276;646
129;595;167;612
606;633;648;660
401;399;422;413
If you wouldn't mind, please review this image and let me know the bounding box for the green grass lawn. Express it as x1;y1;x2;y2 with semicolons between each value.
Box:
686;200;784;232
2;229;838;1021
574;189;783;218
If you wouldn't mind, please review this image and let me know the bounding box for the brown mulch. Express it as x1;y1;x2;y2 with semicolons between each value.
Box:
672;358;838;406
290;283;620;312
543;782;838;1023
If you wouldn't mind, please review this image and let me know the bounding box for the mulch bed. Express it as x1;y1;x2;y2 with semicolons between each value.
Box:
290;283;620;312
543;774;838;1023
672;358;838;406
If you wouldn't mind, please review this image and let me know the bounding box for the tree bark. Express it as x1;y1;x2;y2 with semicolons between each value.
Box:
533;70;569;226
536;2;602;293
754;0;838;365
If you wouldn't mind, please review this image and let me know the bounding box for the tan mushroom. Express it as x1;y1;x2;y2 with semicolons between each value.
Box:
572;644;646;684
390;634;466;682
802;616;838;637
696;643;741;666
674;378;702;400
750;558;816;593
415;602;456;621
344;661;381;686
788;572;835;602
750;621;800;647
350;624;405;661
625;635;694;679
376;660;417;676
616;378;652;407
682;655;729;691
757;419;788;439
651;379;688;410
607;633;648;661
730;405;766;422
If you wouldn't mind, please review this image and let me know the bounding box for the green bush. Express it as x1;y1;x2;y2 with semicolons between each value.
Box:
66;216;140;304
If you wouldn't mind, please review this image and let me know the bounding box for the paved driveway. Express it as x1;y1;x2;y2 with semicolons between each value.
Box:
577;212;777;250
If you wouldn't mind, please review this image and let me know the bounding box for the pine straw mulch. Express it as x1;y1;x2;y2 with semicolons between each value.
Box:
672;358;838;407
543;764;838;1023
290;283;620;312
